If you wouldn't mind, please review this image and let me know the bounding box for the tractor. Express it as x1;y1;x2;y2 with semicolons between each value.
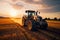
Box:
22;10;48;31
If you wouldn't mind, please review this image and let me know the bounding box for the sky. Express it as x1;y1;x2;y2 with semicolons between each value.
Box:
0;0;60;18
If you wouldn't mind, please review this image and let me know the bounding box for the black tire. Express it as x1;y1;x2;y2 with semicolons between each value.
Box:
40;20;48;30
31;20;38;31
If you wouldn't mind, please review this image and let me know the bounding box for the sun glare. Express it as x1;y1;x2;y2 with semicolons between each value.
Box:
10;9;18;17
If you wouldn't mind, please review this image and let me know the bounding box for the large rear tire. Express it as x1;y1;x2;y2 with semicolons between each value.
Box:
40;20;48;30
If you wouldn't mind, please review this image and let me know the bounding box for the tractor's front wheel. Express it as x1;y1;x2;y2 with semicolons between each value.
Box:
25;20;32;30
27;20;32;30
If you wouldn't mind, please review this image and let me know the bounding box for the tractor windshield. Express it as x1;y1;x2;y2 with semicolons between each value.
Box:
25;10;35;16
28;13;35;16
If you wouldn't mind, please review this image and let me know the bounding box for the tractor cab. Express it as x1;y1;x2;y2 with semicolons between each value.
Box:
25;10;42;21
25;10;35;16
25;10;36;20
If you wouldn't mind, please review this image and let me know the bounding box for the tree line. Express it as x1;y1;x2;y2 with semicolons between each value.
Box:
44;17;60;21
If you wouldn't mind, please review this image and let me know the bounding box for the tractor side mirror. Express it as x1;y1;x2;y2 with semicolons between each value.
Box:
25;11;27;13
39;12;40;14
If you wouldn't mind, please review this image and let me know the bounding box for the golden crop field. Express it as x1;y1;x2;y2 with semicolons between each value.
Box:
0;18;60;40
0;18;14;24
0;18;18;29
47;20;60;29
0;18;60;29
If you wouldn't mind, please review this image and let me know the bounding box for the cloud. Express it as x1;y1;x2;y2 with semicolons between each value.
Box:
0;0;60;13
42;0;60;6
40;0;60;13
12;4;24;10
39;6;60;13
12;0;17;2
21;0;60;13
21;0;42;4
22;0;60;6
11;1;24;10
0;0;24;10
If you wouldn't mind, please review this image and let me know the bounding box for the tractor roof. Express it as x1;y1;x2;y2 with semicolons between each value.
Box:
25;10;35;13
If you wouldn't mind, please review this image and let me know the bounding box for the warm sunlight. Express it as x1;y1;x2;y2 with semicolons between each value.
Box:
9;9;18;17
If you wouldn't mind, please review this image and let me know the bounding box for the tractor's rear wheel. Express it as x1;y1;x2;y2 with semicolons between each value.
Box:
40;20;48;30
